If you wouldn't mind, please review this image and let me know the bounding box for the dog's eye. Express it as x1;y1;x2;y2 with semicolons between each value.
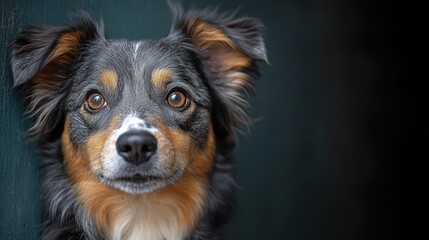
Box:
86;92;106;111
167;90;188;109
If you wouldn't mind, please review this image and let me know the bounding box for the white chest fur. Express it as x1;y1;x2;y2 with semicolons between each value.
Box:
109;197;188;240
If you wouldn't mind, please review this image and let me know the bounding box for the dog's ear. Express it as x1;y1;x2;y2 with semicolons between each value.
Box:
10;15;103;139
169;4;268;153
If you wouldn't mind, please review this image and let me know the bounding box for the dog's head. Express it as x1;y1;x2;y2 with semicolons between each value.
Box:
11;7;267;195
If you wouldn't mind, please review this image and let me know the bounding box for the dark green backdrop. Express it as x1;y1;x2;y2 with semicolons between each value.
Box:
1;0;418;239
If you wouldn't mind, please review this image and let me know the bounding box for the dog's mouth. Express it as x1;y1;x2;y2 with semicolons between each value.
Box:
114;174;163;183
98;170;183;194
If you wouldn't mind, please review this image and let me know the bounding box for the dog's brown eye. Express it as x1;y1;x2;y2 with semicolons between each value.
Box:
167;90;188;109
86;93;105;111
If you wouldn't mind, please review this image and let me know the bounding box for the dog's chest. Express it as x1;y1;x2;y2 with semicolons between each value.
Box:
108;198;187;240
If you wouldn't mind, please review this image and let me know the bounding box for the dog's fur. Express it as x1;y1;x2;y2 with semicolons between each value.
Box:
10;3;266;240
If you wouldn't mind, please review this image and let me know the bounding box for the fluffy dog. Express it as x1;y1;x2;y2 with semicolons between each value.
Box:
11;3;266;239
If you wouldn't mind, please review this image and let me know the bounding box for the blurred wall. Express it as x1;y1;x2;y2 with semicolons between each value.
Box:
0;0;419;239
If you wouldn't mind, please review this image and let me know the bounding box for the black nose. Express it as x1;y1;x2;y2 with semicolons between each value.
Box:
116;131;157;165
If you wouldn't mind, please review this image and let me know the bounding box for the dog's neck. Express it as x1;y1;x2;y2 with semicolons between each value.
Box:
90;174;207;240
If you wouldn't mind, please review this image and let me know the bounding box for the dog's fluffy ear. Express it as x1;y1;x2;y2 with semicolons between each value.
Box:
10;15;103;139
169;3;268;153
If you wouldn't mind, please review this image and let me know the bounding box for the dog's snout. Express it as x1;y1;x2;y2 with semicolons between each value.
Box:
116;131;157;165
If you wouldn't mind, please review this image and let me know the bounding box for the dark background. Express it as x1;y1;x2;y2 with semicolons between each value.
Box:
0;0;423;239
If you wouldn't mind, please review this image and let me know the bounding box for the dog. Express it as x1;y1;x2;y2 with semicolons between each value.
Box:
10;2;267;239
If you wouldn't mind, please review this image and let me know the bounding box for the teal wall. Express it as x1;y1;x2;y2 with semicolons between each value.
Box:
1;0;414;240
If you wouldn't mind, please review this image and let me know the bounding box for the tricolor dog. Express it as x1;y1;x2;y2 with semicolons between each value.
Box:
11;3;267;239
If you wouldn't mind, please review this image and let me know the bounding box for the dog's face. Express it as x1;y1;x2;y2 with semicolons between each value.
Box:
64;39;213;194
11;10;267;195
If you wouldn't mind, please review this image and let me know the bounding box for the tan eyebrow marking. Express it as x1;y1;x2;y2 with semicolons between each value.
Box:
99;70;118;90
151;68;172;88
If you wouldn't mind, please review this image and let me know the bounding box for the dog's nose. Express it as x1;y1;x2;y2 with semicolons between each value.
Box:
116;131;157;165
